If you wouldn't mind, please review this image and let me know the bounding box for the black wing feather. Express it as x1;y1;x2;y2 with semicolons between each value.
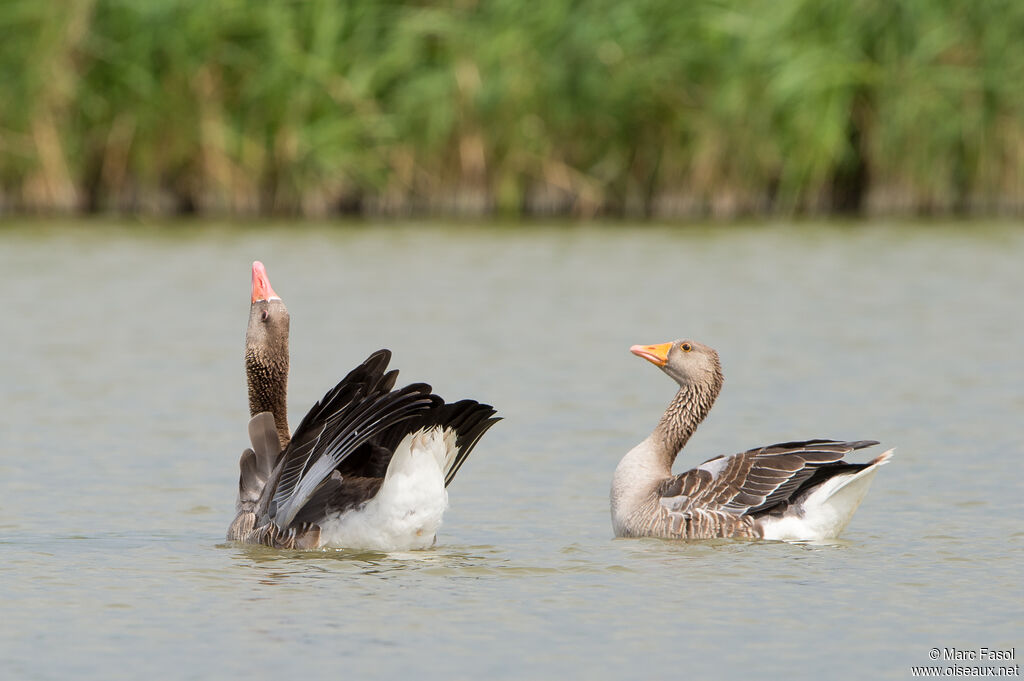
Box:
271;383;436;529
254;349;500;535
349;398;499;487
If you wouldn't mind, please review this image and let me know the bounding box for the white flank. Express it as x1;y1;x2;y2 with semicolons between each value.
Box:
318;428;450;551
760;449;894;541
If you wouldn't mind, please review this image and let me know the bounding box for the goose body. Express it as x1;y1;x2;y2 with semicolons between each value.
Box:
227;262;499;551
612;339;892;541
318;428;450;551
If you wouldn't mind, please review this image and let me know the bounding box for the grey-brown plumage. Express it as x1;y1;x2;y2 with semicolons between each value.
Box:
227;261;500;549
245;297;290;450
611;339;892;541
231;349;499;548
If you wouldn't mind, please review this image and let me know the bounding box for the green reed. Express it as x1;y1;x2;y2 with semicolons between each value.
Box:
1;0;1022;217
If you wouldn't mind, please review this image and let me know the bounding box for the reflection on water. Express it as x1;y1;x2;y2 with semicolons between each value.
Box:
225;542;509;576
1;221;1022;680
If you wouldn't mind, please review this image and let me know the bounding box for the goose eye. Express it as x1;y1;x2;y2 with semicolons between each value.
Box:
680;342;692;352
261;310;269;322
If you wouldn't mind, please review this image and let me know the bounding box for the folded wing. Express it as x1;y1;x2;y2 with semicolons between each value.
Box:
659;439;881;517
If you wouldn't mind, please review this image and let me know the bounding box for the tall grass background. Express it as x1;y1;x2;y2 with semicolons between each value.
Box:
2;0;1023;218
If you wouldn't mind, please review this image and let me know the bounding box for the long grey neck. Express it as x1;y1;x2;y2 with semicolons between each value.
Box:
245;349;290;450
649;378;722;468
611;371;724;535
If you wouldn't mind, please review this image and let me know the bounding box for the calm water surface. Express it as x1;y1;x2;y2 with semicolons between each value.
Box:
1;221;1021;680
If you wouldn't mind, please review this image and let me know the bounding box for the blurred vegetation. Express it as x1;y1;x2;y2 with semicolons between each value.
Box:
1;0;1023;218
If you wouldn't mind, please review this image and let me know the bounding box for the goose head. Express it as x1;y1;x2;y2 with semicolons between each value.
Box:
245;261;291;447
246;261;290;364
630;339;722;389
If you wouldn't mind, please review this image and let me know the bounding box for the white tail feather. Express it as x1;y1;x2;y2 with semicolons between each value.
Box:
384;427;448;480
320;427;449;551
760;449;894;541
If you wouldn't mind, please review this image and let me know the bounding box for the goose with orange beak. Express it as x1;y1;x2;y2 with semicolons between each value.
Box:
611;338;892;541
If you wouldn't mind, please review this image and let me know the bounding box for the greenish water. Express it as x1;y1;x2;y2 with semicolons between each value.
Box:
1;221;1021;680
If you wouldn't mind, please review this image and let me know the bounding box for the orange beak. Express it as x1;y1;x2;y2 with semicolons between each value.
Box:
630;342;672;367
251;261;279;302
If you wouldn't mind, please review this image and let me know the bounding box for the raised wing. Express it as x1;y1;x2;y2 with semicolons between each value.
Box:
365;398;500;486
267;350;439;530
438;400;501;486
276;399;500;531
237;412;280;508
658;439;880;517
